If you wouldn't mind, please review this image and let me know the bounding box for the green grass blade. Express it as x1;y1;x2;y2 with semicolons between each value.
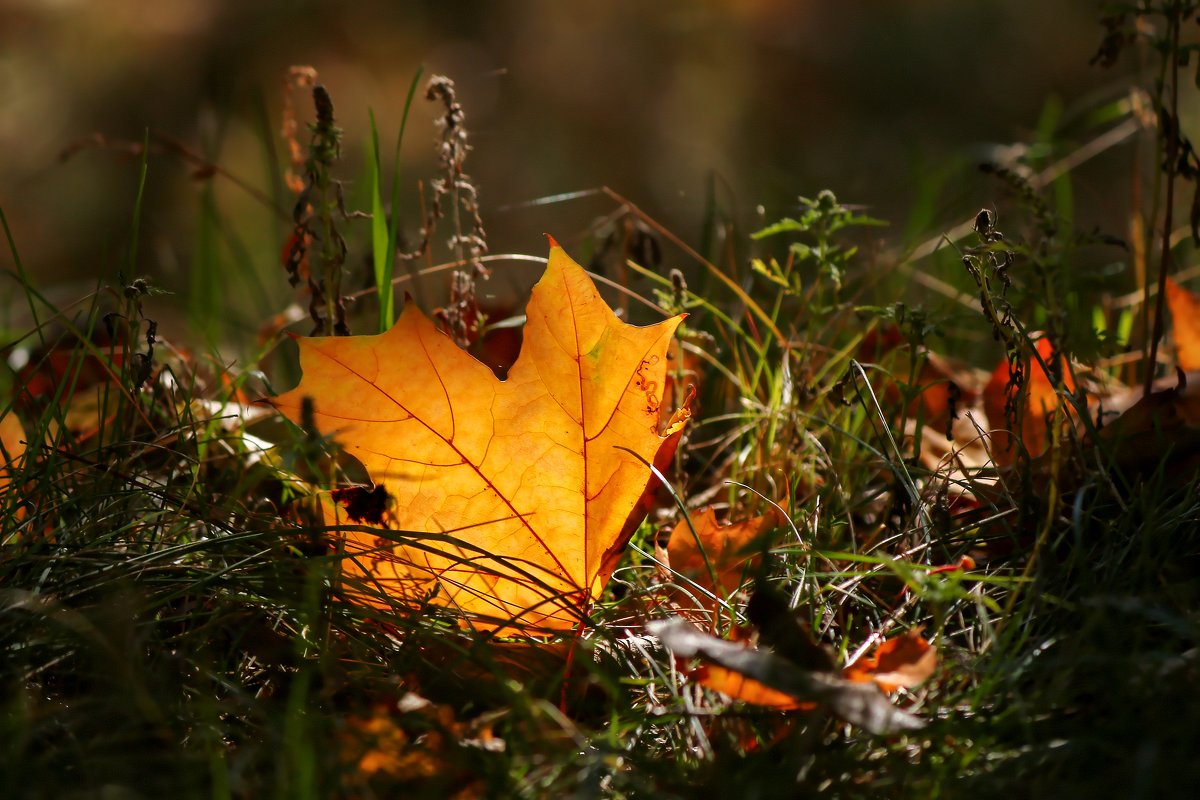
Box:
386;66;423;306
368;108;392;332
369;65;425;334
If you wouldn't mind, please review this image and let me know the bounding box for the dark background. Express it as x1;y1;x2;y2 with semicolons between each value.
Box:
0;0;1136;348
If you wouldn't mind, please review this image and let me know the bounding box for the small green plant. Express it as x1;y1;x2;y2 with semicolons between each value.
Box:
367;66;423;334
750;188;885;298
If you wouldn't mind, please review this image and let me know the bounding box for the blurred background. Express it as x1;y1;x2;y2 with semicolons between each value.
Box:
0;0;1140;350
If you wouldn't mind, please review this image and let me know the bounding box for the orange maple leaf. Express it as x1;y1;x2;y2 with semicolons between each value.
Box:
270;240;688;633
1165;277;1200;371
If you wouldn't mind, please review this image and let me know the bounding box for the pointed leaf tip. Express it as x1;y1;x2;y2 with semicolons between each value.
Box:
544;233;561;249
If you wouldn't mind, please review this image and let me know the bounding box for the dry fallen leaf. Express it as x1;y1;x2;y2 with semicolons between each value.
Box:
14;333;131;445
983;336;1075;464
691;659;811;711
1165;277;1200;371
657;587;928;726
844;629;938;693
1091;373;1200;485
859;323;981;436
656;505;785;602
676;589;935;712
0;412;27;495
649;618;926;734
341;693;501;797
685;620;814;710
270;239;688;633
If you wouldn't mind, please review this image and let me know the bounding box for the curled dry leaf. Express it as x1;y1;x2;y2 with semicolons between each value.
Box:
270;240;689;634
687;616;816;711
649;618;925;735
657;589;935;725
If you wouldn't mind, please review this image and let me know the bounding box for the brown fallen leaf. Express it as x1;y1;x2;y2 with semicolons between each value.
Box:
270;240;689;634
1091;372;1200;484
341;693;501;798
666;586;935;720
961;373;1200;558
11;315;171;448
983;336;1076;464
1165;277;1200;371
649;618;926;734
844;629;938;693
656;505;785;607
745;585;839;673
690;659;811;711
16;336;122;411
859;323;982;435
0;412;27;500
681;614;817;711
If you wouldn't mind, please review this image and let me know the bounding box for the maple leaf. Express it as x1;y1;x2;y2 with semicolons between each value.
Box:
1165;277;1200;371
270;239;688;633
